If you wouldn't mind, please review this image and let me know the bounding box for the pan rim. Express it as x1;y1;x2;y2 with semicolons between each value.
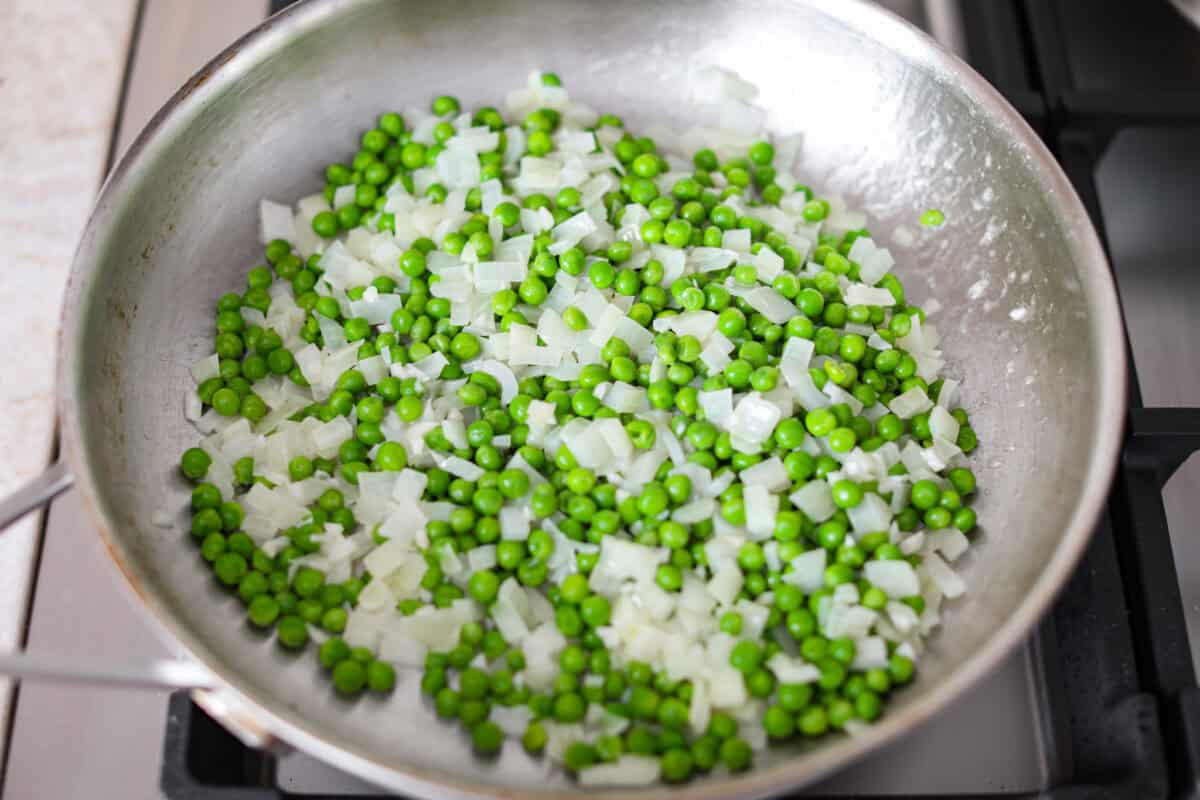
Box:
56;0;1128;796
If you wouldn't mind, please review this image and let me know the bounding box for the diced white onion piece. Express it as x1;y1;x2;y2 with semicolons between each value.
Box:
441;415;468;450
549;210;597;254
843;284;897;307
578;756;661;788
434;140;482;189
898;440;929;476
614;316;654;358
687;678;712;735
925;528;970;562
752;247;784;282
474;260;527;286
593;418;633;464
739;457;789;492
823;381;864;415
743;485;778;539
781;336;815;369
790;481;836;523
722;228;751;252
520;207;555;235
840;448;885;482
886;601;920;634
587;304;624;347
467;545;497;572
783;548;826;592
899;531;925;555
709;666;749;709
845;492;892;534
555;128;597;156
699;337;733;374
698;388;734;428
766;653;820;684
411;352;448;381
920;604;942;636
603;382;649;413
357;355;388;386
705;469;736;498
634;581;676;622
349;293;404;326
782;362;829;410
662;310;717;341
422;501;455;523
499;506;530;541
463;359;518;404
563;422;615;471
824;605;877;638
848;237;895;285
342;609;386;650
689;247;737;272
487;705;532;738
937;378;960;409
889;386;934;419
241;307;268;330
743;287;798;324
363;538;411;579
391;469;428;502
492;580;531;641
864;560;920;598
728;394;781;447
923;435;963;471
391;602;479;651
589;536;668;595
922;552;965;598
312;417;354;458
673;497;716;525
621;449;668;490
929;405;961;443
851;637;889;670
259;199;295;244
191;354;219;384
735;599;770;639
515;154;561;192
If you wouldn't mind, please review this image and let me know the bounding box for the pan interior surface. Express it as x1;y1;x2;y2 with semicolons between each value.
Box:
61;0;1122;796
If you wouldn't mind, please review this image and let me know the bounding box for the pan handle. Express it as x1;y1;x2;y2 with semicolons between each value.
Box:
0;459;74;531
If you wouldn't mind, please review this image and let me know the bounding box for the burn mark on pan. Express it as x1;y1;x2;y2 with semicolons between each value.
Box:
180;47;240;101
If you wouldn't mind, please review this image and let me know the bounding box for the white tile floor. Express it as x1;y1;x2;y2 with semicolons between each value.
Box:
0;0;139;766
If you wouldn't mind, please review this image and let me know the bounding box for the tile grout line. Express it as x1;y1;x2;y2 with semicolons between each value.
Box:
103;0;151;179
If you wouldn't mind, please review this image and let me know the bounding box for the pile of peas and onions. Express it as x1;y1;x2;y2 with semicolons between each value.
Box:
177;72;979;785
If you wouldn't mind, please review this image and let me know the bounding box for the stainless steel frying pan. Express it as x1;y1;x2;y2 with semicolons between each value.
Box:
0;0;1126;796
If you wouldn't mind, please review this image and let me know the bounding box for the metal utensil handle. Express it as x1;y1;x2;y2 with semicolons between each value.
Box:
0;651;217;691
0;653;274;746
0;462;219;693
0;459;74;530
